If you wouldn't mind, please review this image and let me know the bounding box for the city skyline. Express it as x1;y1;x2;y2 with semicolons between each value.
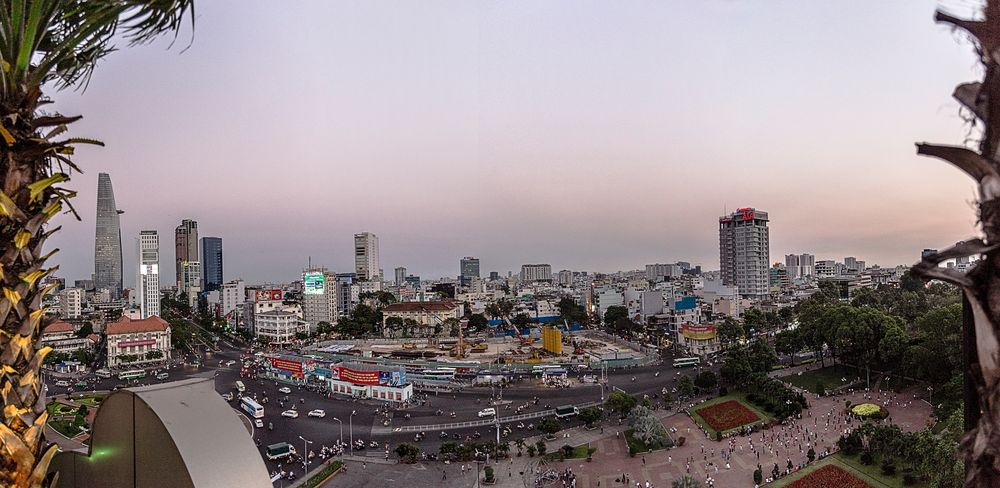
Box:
49;0;985;284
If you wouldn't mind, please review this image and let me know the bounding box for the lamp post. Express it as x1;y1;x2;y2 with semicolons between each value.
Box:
331;417;344;446
298;435;312;472
349;410;356;455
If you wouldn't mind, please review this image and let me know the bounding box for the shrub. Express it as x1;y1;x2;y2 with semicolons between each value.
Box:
527;445;536;457
484;466;495;482
860;451;874;466
881;458;896;476
677;436;686;447
903;472;917;486
753;468;762;485
807;447;815;462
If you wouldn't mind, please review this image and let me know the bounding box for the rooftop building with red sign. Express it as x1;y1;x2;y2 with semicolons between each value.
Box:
719;207;770;299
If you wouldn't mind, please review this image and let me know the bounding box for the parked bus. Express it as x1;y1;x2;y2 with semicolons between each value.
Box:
265;442;295;460
555;405;579;419
531;365;562;376
672;357;700;368
235;380;246;393
118;369;146;380
240;397;264;419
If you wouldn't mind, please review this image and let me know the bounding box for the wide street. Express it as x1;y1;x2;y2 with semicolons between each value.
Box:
45;333;720;484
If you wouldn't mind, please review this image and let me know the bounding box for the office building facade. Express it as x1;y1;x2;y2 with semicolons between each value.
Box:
520;264;553;282
354;232;380;281
718;207;770;298
460;257;480;285
200;237;223;292
94;173;123;298
138;230;160;319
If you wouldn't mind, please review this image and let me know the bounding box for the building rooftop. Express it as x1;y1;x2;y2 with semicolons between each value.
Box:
42;321;74;335
383;300;459;312
106;315;169;335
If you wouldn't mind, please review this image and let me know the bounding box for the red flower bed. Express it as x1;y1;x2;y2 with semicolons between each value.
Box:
695;400;760;432
787;465;872;488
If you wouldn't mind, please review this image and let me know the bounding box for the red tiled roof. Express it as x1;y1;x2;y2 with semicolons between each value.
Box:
42;321;74;335
106;316;169;335
383;301;458;312
86;334;100;343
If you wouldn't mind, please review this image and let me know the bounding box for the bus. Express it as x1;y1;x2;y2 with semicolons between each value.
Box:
240;397;264;419
531;365;562;376
555;405;579;419
118;369;146;380
672;357;700;368
235;380;246;393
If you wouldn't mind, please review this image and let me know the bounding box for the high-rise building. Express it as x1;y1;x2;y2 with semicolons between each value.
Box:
137;231;160;319
520;264;553;282
394;267;407;287
220;280;246;317
200;237;223;292
718;207;770;298
302;267;335;332
354;232;380;281
460;257;480;285
174;219;201;307
60;288;83;319
94;173;123;298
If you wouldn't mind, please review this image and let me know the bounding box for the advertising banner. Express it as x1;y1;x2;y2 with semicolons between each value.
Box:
255;289;283;302
303;272;325;295
337;367;380;385
680;324;717;340
269;357;304;377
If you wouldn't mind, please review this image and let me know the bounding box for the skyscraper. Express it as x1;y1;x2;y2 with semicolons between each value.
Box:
460;257;480;285
394;267;407;287
137;231;160;319
94;173;123;298
302;267;334;332
354;232;380;281
175;219;201;306
200;237;223;292
719;207;770;298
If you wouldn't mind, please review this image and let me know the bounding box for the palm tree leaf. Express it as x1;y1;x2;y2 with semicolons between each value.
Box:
29;443;58;486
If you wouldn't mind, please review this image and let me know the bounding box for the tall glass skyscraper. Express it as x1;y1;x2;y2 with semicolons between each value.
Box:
94;173;123;298
200;237;223;292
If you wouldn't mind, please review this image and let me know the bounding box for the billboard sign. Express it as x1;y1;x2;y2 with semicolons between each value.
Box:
255;289;283;302
303;272;325;295
680;324;717;340
337;367;380;385
269;357;306;378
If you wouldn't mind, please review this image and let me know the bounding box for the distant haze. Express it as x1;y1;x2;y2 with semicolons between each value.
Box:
47;0;985;286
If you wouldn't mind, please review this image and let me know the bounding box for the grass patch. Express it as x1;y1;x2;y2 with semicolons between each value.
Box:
769;453;927;488
49;416;86;438
687;393;773;439
543;444;596;460
299;460;344;488
781;365;861;394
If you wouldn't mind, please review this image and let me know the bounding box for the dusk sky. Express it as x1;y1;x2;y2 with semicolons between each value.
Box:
47;0;986;286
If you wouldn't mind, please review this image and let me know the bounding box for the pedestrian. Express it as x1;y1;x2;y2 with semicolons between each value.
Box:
642;456;646;465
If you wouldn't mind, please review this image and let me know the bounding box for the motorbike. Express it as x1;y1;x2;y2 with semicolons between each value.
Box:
439;431;449;439
450;412;456;418
517;422;525;429
369;440;379;449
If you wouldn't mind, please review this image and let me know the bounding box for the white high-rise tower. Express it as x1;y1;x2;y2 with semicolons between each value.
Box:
354;232;380;281
138;230;160;318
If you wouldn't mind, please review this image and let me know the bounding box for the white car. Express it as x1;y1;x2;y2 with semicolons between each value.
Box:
221;393;234;401
307;409;325;418
278;387;292;394
281;409;299;418
478;408;497;418
254;419;264;428
54;380;70;387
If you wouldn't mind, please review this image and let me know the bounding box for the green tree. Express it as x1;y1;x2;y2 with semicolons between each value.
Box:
672;475;702;488
0;3;194;483
75;322;94;338
557;297;587;325
694;371;717;390
511;313;534;328
316;321;334;335
73;348;94;365
578;407;601;428
717;316;743;348
394;443;420;463
603;305;628;326
535;439;547;456
526;444;536;457
677;374;695;398
605;390;637;415
742;308;765;334
484;465;495;482
773;328;803;365
720;345;753;385
538;417;561;437
748;338;778;373
467;313;488;331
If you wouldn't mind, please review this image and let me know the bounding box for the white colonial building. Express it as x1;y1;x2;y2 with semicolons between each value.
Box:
41;321;97;355
255;310;306;344
106;316;171;368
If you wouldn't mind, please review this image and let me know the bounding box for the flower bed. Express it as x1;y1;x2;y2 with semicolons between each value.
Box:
786;465;872;488
850;403;888;420
694;400;761;432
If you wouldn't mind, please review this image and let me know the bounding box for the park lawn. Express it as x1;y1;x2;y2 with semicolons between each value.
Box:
543;444;596;460
769;453;927;488
781;365;861;394
73;394;104;406
688;393;773;438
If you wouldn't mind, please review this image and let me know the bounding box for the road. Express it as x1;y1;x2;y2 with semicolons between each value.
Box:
45;335;721;484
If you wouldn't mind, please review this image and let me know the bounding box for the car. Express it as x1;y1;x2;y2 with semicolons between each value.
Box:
307;409;325;418
278;387;292;394
54;380;70;387
221;392;234;401
254;419;264;428
477;408;496;418
281;410;299;418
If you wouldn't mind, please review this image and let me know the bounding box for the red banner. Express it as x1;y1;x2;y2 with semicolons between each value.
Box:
270;357;304;377
337;367;380;385
118;339;156;348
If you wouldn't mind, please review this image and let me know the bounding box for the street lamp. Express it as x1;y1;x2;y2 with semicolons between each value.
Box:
298;435;313;472
331;417;344;446
349;410;356;455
